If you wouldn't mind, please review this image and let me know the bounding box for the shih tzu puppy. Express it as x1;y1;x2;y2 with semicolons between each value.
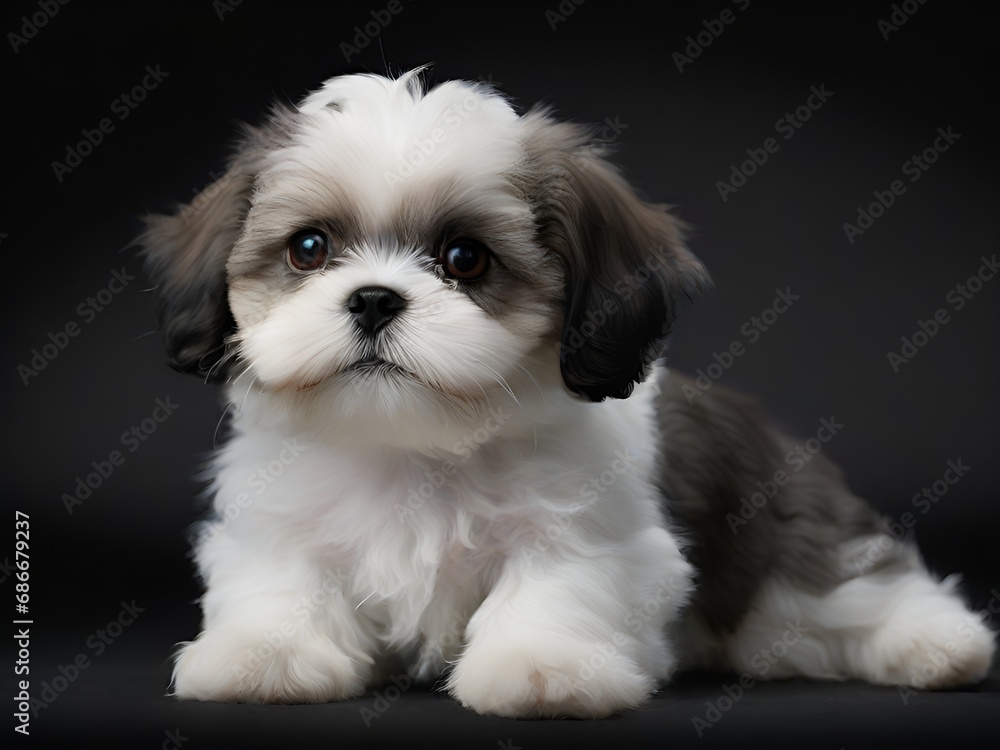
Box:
143;69;995;718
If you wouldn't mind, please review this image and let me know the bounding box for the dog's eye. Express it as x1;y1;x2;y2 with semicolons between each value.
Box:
439;239;490;280
287;229;330;272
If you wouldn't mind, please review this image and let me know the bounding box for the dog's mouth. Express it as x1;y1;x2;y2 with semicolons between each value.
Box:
292;356;481;404
291;357;415;392
344;357;410;376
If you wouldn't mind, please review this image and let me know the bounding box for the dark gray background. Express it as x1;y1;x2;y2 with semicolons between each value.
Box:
2;1;997;747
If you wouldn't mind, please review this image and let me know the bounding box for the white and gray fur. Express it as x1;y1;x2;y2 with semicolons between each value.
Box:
142;70;995;718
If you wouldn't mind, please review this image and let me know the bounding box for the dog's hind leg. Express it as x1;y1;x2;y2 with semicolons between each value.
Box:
655;371;996;688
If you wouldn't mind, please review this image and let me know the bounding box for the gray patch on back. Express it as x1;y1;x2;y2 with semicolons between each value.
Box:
653;371;894;637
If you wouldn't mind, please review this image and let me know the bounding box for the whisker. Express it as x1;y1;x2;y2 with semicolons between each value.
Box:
213;401;234;450
227;361;253;388
201;343;239;384
239;374;260;412
503;358;546;401
480;363;520;407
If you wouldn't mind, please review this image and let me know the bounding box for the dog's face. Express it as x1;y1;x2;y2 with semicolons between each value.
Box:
144;71;709;433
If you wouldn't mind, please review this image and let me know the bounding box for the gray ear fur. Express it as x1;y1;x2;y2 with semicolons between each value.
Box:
141;123;278;382
519;112;712;401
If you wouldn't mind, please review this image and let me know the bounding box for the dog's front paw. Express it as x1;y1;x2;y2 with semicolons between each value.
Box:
448;635;655;718
172;625;368;703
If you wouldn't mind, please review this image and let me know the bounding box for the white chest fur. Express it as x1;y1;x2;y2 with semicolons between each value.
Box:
194;378;673;664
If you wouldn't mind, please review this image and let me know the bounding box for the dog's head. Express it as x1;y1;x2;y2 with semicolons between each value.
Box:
143;71;709;424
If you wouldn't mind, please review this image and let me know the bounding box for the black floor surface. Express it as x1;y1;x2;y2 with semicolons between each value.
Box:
21;614;999;749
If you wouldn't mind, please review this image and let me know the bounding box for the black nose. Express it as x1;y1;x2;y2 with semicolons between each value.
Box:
346;287;407;335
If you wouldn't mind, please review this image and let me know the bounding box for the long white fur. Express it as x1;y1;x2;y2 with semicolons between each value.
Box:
169;71;995;717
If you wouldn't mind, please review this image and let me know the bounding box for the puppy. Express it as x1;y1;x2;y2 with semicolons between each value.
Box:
143;69;995;718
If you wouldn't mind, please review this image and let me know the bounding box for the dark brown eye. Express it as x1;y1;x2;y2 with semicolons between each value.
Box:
287;229;330;271
439;239;490;280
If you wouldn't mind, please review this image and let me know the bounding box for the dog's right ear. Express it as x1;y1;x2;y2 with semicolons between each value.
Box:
517;112;711;402
141;134;263;382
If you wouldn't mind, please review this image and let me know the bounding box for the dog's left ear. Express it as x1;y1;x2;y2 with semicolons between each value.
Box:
519;113;711;401
140;122;276;382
